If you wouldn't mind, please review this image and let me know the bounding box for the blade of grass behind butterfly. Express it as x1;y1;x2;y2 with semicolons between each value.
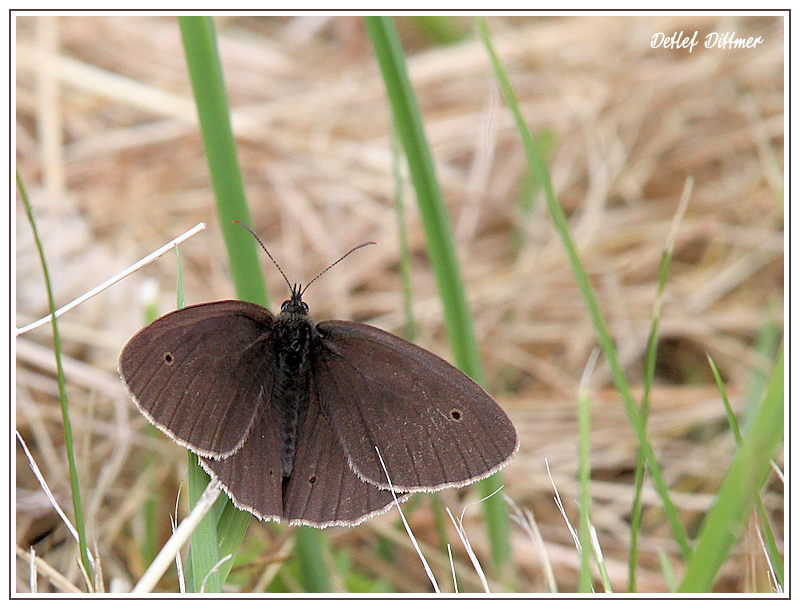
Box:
392;136;416;344
627;178;691;591
708;352;783;591
18;172;94;585
364;16;513;578
577;355;596;593
392;133;449;558
166;245;219;593
471;18;552;251
178;16;266;308
679;343;783;592
178;16;330;592
140;286;162;566
626;245;671;591
407;15;469;45
740;310;783;589
624;245;673;589
475;16;691;559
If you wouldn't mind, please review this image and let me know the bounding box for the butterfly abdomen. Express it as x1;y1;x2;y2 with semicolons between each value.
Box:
272;311;314;478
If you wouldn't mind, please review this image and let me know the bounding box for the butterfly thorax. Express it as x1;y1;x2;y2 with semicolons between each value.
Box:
272;298;314;478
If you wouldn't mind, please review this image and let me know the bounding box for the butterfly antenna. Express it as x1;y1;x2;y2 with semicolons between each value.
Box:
301;241;375;296
233;221;293;292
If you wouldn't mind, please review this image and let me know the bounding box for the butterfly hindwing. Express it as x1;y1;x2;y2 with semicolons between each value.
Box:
202;374;401;527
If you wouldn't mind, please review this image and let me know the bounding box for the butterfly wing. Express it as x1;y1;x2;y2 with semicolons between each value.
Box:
119;300;274;458
199;404;284;522
202;374;401;527
312;320;518;492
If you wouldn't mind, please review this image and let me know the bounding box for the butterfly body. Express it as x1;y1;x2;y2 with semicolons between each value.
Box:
120;286;517;528
271;291;314;478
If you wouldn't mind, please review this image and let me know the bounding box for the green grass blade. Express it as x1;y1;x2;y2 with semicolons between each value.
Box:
593;536;613;592
213;504;252;585
139;291;161;567
392;136;416;342
178;15;330;592
678;343;784;592
708;353;783;590
173;243;222;593
743;311;782;413
577;375;593;593
476;16;690;559
475;17;548;224
744;315;784;589
392;135;458;559
178;16;267;308
658;550;677;592
708;356;743;444
172;246;221;592
295;530;333;592
187;455;221;592
18;172;94;585
407;15;468;45
365;16;483;380
628;182;690;590
626;256;668;590
178;15;250;592
364;15;513;575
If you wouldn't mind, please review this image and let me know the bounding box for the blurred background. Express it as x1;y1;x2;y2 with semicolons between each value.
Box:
15;14;784;593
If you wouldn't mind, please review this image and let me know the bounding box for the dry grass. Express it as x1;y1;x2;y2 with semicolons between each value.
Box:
15;14;783;594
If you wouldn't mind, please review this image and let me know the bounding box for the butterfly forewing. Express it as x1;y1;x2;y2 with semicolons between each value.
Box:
119;300;275;457
312;321;518;492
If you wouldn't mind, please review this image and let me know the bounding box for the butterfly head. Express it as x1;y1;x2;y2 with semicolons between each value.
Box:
232;221;373;323
280;284;310;318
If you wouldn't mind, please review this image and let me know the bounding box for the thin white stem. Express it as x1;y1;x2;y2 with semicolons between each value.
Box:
375;447;440;593
504;493;557;593
447;544;457;593
29;546;37;593
200;555;232;593
16;430;95;566
547;458;580;551
16;222;206;336
446;487;503;594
